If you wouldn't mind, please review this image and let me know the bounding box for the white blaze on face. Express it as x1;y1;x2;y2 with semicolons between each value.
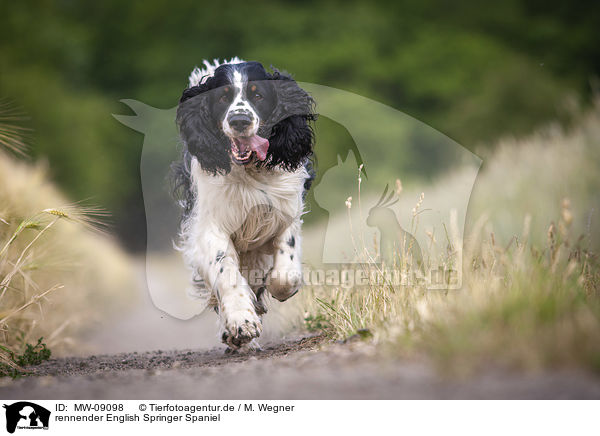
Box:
222;70;259;138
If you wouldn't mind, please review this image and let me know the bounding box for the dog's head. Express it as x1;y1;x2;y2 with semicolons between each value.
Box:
177;60;315;174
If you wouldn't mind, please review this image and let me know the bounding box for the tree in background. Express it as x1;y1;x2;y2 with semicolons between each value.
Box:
1;0;598;249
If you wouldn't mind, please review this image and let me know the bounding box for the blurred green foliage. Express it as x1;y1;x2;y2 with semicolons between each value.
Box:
1;0;598;249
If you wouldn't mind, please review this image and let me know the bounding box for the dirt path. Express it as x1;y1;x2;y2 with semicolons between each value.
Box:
2;335;600;399
2;270;599;400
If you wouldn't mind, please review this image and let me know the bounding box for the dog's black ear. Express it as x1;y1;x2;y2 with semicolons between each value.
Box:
176;88;231;175
264;70;316;170
265;115;314;171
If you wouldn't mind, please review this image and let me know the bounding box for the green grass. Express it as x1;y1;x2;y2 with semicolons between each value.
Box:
302;193;600;375
299;101;600;374
0;337;52;378
422;224;600;374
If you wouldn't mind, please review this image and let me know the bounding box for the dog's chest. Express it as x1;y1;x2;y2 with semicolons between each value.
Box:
198;167;304;252
231;200;290;252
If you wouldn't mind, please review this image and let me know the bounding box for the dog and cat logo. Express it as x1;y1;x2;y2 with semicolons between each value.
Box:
114;79;481;318
2;402;50;433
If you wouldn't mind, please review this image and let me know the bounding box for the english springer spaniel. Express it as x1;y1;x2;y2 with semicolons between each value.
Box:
173;58;316;351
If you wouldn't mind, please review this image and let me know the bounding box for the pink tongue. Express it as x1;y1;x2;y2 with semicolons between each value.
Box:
237;135;269;161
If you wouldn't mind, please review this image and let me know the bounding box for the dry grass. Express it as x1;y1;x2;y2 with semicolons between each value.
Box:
0;100;30;156
0;138;136;363
298;100;600;374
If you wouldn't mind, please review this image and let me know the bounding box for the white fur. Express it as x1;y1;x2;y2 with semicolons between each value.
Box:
180;58;309;350
222;70;260;138
178;158;307;349
188;57;245;87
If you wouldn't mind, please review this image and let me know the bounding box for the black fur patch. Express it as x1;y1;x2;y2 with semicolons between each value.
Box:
171;61;317;229
254;286;268;315
303;159;316;198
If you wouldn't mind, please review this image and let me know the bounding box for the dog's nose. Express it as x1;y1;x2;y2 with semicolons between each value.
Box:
228;114;252;132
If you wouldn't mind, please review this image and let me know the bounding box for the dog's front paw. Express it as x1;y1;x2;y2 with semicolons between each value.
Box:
225;338;262;355
221;309;262;348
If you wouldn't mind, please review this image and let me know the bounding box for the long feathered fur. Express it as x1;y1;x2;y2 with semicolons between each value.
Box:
171;59;316;350
172;62;316;221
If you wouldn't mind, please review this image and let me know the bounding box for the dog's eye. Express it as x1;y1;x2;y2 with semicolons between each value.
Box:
219;87;232;103
248;84;263;101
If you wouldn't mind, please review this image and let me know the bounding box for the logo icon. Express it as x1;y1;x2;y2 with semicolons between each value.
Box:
114;81;481;318
3;402;50;433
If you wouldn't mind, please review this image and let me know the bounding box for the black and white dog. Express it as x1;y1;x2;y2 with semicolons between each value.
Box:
173;58;316;351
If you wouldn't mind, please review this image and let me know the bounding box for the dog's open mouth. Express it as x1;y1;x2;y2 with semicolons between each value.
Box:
230;135;269;165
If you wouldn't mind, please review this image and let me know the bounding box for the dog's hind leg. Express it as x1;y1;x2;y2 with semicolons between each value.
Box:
240;250;274;316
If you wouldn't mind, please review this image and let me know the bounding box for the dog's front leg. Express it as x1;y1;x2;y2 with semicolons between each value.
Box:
198;227;262;348
268;221;303;301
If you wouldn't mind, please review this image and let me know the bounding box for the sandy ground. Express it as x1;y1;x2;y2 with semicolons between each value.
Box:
2;263;600;400
2;334;600;399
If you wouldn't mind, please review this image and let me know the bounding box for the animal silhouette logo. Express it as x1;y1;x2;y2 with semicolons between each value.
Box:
114;80;482;318
3;402;50;433
366;184;423;270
